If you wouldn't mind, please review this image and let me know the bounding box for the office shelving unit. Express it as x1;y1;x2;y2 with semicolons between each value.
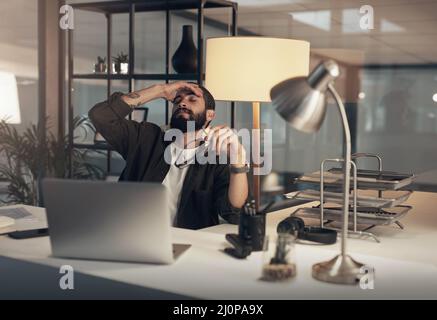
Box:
66;0;238;176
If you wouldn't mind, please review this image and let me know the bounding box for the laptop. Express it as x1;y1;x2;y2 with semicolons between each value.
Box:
42;179;190;264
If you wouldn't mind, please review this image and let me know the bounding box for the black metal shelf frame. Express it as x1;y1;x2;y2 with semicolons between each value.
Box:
72;73;201;81
66;0;238;176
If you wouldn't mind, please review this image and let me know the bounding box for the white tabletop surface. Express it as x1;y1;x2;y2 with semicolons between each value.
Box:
1;191;437;299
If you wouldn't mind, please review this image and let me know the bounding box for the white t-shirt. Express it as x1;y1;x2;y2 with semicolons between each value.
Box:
162;143;198;226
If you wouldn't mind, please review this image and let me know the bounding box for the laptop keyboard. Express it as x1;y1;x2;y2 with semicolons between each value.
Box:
0;207;33;220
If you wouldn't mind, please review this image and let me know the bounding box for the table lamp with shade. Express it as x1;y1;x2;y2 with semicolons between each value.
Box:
0;71;21;124
270;60;371;284
205;37;310;210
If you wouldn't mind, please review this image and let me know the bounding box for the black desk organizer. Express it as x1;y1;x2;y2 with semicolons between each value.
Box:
224;201;267;259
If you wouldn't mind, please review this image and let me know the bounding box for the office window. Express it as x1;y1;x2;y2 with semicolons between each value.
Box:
357;67;437;173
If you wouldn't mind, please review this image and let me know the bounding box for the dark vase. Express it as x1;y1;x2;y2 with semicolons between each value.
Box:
172;25;198;74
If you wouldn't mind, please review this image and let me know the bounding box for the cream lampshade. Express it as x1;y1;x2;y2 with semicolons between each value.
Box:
205;37;310;209
0;71;21;124
205;37;310;102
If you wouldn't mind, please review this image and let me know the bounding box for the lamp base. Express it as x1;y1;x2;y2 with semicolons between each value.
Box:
312;254;364;285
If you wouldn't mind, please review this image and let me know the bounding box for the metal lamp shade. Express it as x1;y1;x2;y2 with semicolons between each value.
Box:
270;77;327;133
270;60;340;133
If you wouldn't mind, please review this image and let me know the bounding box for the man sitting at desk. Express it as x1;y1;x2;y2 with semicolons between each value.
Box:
89;82;249;229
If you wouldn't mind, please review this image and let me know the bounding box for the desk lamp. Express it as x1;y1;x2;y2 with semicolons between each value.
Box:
205;37;309;210
270;60;369;284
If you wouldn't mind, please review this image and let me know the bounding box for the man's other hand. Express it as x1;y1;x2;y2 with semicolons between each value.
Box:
206;125;247;167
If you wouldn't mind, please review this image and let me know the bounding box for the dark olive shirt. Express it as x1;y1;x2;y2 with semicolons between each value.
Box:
88;93;242;229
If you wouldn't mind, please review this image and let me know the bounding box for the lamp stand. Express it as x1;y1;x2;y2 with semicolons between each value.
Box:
252;101;261;212
312;84;366;285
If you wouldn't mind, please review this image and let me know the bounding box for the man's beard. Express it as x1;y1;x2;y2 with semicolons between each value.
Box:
170;108;207;133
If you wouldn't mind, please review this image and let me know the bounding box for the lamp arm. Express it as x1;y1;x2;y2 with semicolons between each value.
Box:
327;83;351;257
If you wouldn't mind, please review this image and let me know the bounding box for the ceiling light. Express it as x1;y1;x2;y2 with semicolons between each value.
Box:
290;10;331;31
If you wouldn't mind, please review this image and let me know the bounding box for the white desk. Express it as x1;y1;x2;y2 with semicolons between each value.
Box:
1;191;437;299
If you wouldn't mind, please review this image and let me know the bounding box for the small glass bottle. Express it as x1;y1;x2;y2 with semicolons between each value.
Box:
260;233;297;281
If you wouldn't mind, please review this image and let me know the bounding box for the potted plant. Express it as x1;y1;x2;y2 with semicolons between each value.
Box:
0;116;105;206
112;52;129;74
94;56;107;73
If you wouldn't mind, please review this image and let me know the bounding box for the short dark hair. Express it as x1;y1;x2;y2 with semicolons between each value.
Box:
189;82;215;110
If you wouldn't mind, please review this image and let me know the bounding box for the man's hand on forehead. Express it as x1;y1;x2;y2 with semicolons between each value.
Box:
181;82;203;97
162;81;203;102
176;87;199;96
